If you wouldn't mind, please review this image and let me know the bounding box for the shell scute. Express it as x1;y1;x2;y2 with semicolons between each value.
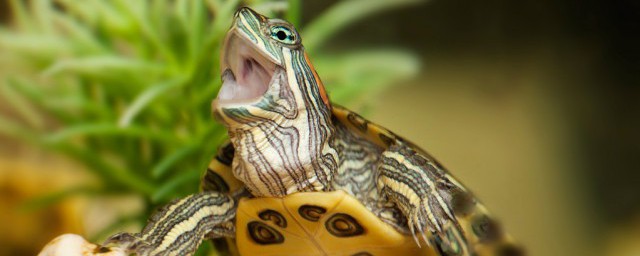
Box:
235;191;436;256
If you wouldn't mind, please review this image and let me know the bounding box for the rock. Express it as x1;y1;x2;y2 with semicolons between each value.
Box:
38;234;125;256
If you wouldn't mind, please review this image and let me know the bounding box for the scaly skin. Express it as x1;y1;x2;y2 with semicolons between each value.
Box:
101;7;523;256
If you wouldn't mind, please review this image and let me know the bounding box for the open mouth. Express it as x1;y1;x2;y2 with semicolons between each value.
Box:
216;32;280;106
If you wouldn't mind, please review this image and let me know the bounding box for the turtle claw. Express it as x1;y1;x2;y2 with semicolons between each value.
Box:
103;232;151;256
407;220;421;247
407;208;430;248
405;195;454;249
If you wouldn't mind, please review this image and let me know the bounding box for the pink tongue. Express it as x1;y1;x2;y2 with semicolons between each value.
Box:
217;59;271;102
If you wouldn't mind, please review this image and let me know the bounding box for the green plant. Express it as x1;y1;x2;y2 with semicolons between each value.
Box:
0;0;421;250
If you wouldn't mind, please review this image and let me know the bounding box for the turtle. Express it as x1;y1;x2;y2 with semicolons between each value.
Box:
102;7;522;256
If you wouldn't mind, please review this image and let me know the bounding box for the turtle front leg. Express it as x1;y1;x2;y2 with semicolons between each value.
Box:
376;143;473;255
104;192;236;256
377;143;524;256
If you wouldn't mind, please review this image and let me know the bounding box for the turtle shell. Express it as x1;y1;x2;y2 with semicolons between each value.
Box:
202;105;520;256
235;190;436;256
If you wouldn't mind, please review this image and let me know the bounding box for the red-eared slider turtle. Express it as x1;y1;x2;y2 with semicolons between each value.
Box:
102;7;521;256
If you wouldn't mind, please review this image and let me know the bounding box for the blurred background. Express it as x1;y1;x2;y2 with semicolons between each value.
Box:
1;0;639;255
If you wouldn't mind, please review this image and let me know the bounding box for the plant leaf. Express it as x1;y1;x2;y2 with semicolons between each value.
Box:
286;0;301;26
118;78;185;127
7;0;34;31
43;56;163;77
33;0;55;34
315;49;420;105
151;144;198;178
50;11;106;54
44;123;178;144
49;143;156;195
2;79;44;129
0;33;70;59
0;115;38;143
151;169;200;202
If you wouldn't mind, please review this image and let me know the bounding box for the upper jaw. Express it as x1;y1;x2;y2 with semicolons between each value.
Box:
214;30;281;107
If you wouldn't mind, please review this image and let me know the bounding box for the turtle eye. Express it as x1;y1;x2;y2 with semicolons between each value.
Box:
269;25;297;45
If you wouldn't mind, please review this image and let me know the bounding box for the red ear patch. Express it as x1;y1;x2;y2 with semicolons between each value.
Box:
304;52;331;108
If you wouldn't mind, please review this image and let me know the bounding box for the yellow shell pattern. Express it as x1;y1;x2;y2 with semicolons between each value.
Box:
235;190;435;256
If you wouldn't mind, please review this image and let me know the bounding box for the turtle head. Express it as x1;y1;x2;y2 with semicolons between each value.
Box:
212;7;337;197
213;7;330;114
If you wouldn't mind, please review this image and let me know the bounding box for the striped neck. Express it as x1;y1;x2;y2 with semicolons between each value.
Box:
213;8;338;197
214;49;338;197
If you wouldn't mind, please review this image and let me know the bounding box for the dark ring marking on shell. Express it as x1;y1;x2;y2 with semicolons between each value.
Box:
325;213;365;237
347;113;368;132
247;221;284;245
202;169;230;193
258;209;287;228
352;252;372;256
298;205;327;222
472;214;503;242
